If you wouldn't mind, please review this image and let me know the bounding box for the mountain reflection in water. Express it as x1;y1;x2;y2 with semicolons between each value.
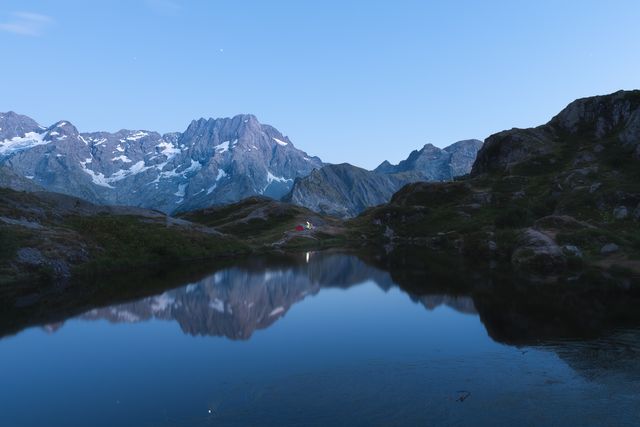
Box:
2;250;640;427
50;253;478;340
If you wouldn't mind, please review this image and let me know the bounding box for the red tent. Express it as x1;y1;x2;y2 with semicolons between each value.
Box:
295;225;304;231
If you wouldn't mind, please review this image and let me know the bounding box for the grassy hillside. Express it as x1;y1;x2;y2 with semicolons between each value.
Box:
179;196;347;250
0;188;248;285
349;91;640;280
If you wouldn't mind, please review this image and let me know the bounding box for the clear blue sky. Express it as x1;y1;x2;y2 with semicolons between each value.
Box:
2;0;639;169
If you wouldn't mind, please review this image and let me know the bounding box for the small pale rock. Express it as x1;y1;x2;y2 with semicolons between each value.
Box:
17;247;45;265
562;245;583;258
613;206;629;220
600;243;620;255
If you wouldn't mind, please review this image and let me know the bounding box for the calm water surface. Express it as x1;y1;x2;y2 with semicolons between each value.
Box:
1;252;639;426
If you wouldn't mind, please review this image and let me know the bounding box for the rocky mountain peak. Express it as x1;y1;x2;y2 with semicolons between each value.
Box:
549;89;640;144
374;139;482;180
472;90;640;175
0;111;323;214
0;111;43;141
44;120;80;141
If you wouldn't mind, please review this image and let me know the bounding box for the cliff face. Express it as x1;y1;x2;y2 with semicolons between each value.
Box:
472;90;640;175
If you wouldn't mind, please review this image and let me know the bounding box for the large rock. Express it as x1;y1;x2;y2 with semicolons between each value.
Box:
613;206;629;220
549;90;640;142
600;243;620;255
511;228;566;273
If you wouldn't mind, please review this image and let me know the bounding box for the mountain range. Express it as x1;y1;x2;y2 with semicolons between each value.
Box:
0;112;322;213
286;140;482;217
0;111;480;215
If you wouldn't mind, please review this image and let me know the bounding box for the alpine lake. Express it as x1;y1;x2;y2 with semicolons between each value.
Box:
1;249;639;427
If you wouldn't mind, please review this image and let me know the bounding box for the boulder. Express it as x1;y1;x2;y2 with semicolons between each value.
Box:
600;243;620;255
511;228;566;273
613;206;629;220
562;245;583;258
16;247;45;266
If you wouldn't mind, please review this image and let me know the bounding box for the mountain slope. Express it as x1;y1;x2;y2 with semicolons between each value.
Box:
0;113;322;214
286;140;482;217
285;163;423;218
0;187;248;285
351;90;640;278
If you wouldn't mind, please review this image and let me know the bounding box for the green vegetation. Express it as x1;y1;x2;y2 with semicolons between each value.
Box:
180;197;345;249
65;214;248;274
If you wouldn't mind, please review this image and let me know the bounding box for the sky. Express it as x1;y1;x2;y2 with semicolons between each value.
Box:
1;0;639;169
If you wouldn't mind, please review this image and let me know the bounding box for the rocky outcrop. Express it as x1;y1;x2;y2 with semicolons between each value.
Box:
0;112;322;214
472;90;640;175
0;165;43;192
511;228;566;273
355;91;640;278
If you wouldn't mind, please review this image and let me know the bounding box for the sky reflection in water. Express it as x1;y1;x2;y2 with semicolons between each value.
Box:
0;252;639;426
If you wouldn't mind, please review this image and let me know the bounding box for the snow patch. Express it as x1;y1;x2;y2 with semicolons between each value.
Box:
115;145;125;152
110;308;140;322
269;306;285;317
112;155;132;163
0;132;48;156
215;140;230;153
182;159;202;175
175;183;187;197
206;169;228;194
151;294;175;313
266;171;292;185
81;159;150;187
126;131;149;141
157;140;181;159
273;137;288;146
80;158;115;189
209;298;225;313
